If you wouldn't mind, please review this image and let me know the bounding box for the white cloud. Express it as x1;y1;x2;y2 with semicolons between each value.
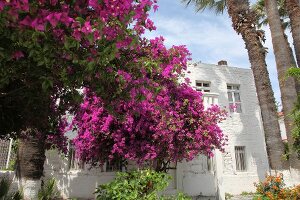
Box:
144;1;285;103
145;14;248;67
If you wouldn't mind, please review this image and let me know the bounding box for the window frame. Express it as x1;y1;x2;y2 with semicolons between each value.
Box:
206;156;213;172
195;80;211;93
105;159;127;172
234;146;247;172
227;84;242;113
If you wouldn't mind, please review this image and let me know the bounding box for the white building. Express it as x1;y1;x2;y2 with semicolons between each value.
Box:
42;61;270;199
1;61;298;199
179;61;270;199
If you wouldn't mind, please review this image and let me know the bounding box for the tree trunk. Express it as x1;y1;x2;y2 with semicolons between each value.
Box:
226;0;288;170
265;0;300;169
17;128;46;200
285;0;300;68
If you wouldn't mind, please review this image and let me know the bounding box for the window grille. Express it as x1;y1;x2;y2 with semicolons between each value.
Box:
235;146;246;171
195;81;211;93
227;84;242;113
105;159;127;172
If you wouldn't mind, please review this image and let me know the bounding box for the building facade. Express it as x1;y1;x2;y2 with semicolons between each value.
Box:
179;62;270;198
1;62;298;199
43;62;271;199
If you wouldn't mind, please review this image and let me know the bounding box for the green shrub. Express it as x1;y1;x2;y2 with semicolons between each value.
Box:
0;177;22;200
240;191;255;196
225;193;233;200
38;178;58;200
160;192;191;200
95;169;172;200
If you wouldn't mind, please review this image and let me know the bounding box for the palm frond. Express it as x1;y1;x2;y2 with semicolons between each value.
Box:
252;0;267;28
182;0;227;14
214;0;226;14
251;0;290;30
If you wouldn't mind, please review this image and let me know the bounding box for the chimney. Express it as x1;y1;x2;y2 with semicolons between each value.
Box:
218;60;228;66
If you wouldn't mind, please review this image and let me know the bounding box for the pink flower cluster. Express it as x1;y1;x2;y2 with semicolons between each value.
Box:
72;84;226;166
71;37;227;166
46;117;68;154
1;0;157;59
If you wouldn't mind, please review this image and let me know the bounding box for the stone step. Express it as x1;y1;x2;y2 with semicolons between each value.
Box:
229;195;253;200
192;196;216;200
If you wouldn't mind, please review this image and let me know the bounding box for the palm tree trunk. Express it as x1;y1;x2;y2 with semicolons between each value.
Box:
226;0;288;170
17;128;46;200
285;0;300;68
265;0;300;169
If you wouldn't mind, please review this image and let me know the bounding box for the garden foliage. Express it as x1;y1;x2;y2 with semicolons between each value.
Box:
38;178;58;200
287;67;300;158
0;177;22;200
254;174;300;200
95;169;190;200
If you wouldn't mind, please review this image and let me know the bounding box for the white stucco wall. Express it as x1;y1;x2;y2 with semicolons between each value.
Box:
185;62;270;195
278;115;287;140
43;149;177;199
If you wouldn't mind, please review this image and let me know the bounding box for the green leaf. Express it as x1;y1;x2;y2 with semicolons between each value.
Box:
87;61;95;71
75;17;85;25
37;60;44;66
41;78;53;91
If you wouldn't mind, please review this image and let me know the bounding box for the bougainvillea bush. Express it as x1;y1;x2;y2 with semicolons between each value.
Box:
71;36;227;171
0;0;227;174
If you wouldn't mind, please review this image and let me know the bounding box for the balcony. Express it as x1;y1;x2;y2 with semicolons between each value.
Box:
202;93;219;109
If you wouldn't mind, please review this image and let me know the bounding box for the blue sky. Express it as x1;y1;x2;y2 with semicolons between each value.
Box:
144;0;293;106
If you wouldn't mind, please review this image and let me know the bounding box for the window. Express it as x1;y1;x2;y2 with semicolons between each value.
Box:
195;81;211;92
235;146;246;171
206;156;213;172
227;84;242;113
68;143;85;170
105;159;127;172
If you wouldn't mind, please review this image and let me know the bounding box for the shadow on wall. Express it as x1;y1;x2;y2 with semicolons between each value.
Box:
44;150;181;199
44;149;116;199
178;154;217;197
193;63;270;195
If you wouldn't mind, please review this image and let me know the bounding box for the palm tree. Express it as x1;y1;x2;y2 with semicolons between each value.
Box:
17;131;46;199
183;0;288;170
253;0;300;170
285;0;300;68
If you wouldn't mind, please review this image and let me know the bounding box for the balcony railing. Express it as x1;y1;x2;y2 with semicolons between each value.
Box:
202;93;219;109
